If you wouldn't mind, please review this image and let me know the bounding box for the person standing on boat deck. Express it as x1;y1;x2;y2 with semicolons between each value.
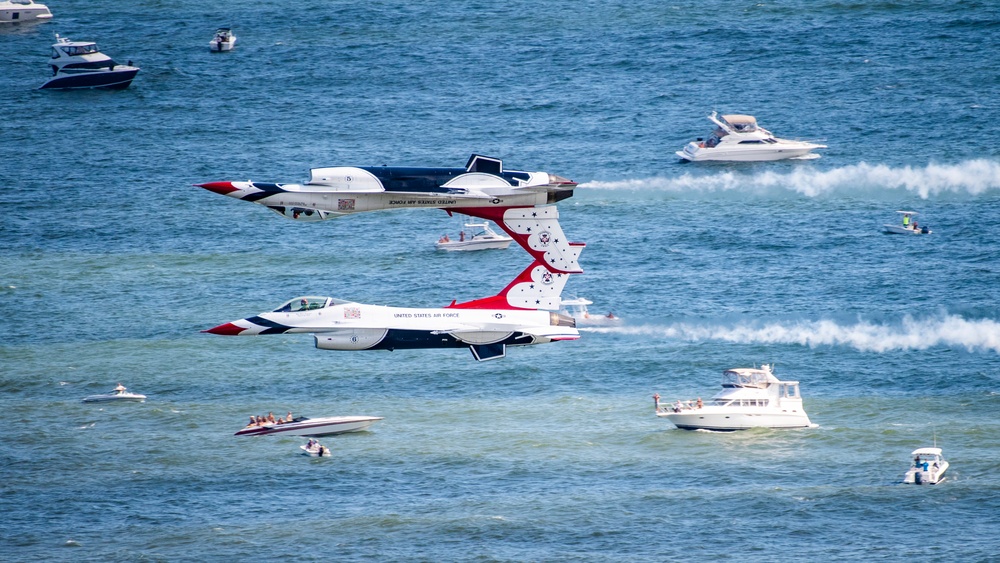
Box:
459;231;465;242
903;214;911;227
696;397;703;409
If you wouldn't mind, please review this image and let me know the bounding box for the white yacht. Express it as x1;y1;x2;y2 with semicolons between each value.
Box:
40;34;139;90
0;0;52;22
883;211;931;235
210;27;236;52
655;364;813;430
676;112;825;162
435;221;512;251
558;296;620;326
903;447;948;485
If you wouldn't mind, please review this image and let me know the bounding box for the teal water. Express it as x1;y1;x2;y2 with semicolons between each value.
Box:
3;1;1000;561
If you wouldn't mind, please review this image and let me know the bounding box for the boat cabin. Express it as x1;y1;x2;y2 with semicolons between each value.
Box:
720;114;759;133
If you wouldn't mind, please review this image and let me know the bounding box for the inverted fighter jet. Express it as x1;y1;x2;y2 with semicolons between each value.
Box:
195;154;585;274
203;260;579;361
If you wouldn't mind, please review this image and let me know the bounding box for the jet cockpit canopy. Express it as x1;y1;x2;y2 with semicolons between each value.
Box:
272;296;352;313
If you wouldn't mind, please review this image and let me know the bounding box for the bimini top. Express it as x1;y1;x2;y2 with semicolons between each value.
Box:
721;365;781;388
271;296;355;312
720;114;759;132
911;447;943;457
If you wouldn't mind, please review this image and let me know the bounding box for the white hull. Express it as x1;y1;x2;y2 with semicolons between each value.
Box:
435;238;512;251
659;408;812;430
676;144;821;162
903;461;948;485
883;224;930;235
210;41;236;52
0;3;51;22
235;415;382;437
82;392;146;403
300;444;332;457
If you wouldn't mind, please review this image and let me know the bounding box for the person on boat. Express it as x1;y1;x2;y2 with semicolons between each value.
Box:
653;393;660;410
439;234;450;243
459;231;465;242
902;214;911;227
247;415;256;428
114;383;127;394
912;221;918;230
696;397;704;409
267;412;277;424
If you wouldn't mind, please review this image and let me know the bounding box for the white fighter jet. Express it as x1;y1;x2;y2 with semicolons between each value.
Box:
203;260;579;361
195;154;585;274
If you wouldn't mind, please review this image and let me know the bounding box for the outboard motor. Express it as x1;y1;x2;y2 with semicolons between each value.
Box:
914;470;923;485
921;226;929;234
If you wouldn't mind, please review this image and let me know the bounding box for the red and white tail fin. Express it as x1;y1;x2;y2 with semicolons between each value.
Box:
448;259;571;310
458;206;585;274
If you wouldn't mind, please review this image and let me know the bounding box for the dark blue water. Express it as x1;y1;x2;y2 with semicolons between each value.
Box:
3;1;1000;561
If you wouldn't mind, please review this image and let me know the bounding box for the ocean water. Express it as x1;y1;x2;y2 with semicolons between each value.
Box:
3;1;1000;561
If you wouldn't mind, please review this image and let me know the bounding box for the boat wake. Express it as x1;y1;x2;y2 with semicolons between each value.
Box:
580;159;1000;198
589;314;1000;353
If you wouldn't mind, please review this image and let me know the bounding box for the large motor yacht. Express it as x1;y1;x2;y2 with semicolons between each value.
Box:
40;34;139;90
654;364;813;430
0;0;52;22
676;112;825;162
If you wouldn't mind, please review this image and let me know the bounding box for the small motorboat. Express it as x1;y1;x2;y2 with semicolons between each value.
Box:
301;440;332;457
558;296;621;327
654;364;814;430
0;0;52;22
883;211;931;235
236;415;383;437
435;222;512;251
40;34;139;90
676;112;826;162
82;383;146;403
903;447;949;485
209;27;236;52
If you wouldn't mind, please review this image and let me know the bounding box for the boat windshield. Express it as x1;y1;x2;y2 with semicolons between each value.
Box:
271;296;344;312
59;44;100;57
721;370;769;388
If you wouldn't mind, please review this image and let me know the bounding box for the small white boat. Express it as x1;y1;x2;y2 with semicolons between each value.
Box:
676;112;825;162
300;440;332;457
209;27;236;52
82;384;146;403
235;415;383;437
40;34;139;90
903;447;948;485
435;221;512;251
559;296;620;326
655;364;813;430
883;211;931;235
0;0;52;22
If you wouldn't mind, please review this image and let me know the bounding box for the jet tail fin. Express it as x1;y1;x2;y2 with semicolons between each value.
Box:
470;343;506;361
448;259;569;311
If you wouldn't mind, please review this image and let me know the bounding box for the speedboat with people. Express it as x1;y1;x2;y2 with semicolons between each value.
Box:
654;364;813;430
558;296;620;326
301;439;332;457
209;27;236;51
82;383;146;403
435;221;513;251
903;447;948;485
40;34;139;90
1;0;51;22
676;112;826;162
883;211;931;235
236;415;383;437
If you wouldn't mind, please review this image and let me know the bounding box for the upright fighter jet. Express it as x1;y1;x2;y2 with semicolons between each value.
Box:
203;259;579;361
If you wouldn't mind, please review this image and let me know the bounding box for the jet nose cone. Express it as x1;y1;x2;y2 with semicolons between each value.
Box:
202;322;246;336
195;181;240;195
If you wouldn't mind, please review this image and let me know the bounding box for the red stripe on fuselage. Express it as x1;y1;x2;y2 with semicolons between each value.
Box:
202;322;246;335
195;181;241;195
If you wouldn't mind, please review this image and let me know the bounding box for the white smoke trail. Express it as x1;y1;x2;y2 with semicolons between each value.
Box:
589;315;1000;354
581;160;1000;198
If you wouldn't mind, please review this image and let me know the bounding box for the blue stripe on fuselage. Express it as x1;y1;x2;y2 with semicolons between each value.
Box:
247;315;293;335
